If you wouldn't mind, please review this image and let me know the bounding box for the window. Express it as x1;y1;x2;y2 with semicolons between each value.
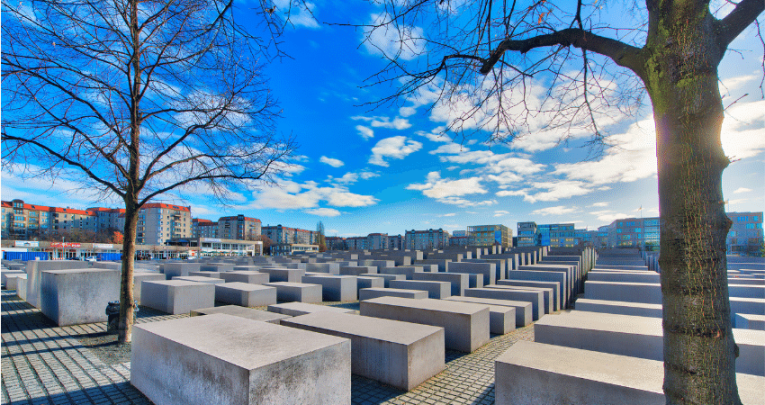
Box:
737;216;747;222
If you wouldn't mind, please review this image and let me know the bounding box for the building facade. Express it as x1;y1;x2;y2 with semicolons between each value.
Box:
468;224;512;248
404;229;450;250
727;212;764;254
516;222;538;247
134;203;192;245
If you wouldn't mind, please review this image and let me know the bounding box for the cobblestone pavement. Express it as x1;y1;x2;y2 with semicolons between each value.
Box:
2;290;534;405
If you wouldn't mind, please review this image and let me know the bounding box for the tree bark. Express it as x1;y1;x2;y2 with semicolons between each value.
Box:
117;200;138;343
644;3;739;403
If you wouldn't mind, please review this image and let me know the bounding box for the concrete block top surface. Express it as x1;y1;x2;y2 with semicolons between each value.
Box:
134;314;348;370
285;312;443;345
265;282;320;288
541;311;664;335
143;280;204;287
41;268;116;275
498;341;663;393
172;276;225;284
191;306;290;322
586;280;660;287
574;299;662;309
445;296;532;308
364;296;489;315
216;282;275;291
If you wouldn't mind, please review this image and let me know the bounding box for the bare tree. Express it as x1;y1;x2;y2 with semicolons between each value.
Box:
2;0;296;343
316;220;327;252
351;0;764;403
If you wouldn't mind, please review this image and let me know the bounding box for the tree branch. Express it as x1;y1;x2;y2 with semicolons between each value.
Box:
480;28;646;78
717;0;765;49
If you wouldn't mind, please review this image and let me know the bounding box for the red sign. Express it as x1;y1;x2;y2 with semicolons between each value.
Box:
50;242;82;248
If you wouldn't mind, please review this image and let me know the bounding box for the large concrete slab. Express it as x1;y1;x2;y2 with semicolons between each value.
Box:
584;281;662;304
264;282;322;303
360;296;490;352
574;298;663;318
495;341;765;405
358;273;406;287
2;270;25;288
4;273;26;291
164;263;202;280
464;288;544;321
535;311;765;376
259;268;306;283
24;261;89;308
356;276;384;293
301;275;358;302
141;280;215;315
173;276;226;285
496;280;561;311
190;305;290;324
507;270;569;306
267;302;356;317
735;313;765;330
447;262;496;285
40;269;120;326
412;272;470;296
359;287;428;301
487;284;554;313
444;296;532;327
339;266;377;276
378;266;424;280
587;270;660;284
390;280;451;299
215;283;277;307
305;263;341;275
131;314;351;405
219;271;270;285
281;312;444;391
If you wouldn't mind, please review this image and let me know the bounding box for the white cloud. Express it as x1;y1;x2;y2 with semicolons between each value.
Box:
363;12;425;61
406;172;487;199
429;143;465;154
305;208;341;217
353;116;412;130
320;156;344;168
356;125;374;140
369;136;423;166
590;202;609;207
359;171;380;180
331;172;359;185
524;181;594;203
439;197;497;208
496;189;528;197
531;205;578;216
415;127;451;143
399;106;417;117
441;213;457;217
486;172;524;185
595;212;632;223
274;0;320;29
733;187;752;194
250;180;378;210
494;210;509;217
721;100;765;160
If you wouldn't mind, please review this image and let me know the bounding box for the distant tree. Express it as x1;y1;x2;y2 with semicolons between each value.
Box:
112;231;124;245
254;234;274;255
2;0;296;343
316;221;327;252
352;0;763;402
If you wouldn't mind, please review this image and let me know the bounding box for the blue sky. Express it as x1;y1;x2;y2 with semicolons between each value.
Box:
2;0;764;238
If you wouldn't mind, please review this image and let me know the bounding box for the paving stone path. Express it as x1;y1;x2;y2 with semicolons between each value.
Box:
2;290;534;405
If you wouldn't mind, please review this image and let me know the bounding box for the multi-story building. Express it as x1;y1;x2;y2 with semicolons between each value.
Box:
192;218;217;238
388;234;404;250
452;230;468;237
345;236;367;250
606;217;660;249
87;207;125;232
133;203;192;245
1;199;101;239
405;229;450;250
449;236;469;246
516;222;538;247
261;225;316;245
367;233;388;250
468;224;512;248
326;236;347;251
727;212;764;254
217;215;261;240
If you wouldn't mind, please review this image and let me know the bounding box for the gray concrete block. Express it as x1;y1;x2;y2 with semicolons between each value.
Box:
173;276;226;285
731;297;765;317
487;284;554;314
305;263;341;274
339;266;377;276
729;284;765;299
584;281;662;304
164;263;202;280
259;268;306;283
141;280;215;315
356;276;384;292
390;280;451;299
4;273;26;291
359;287;428;301
2;270;25;288
215;283;277;307
24;261;89;308
444;296;532;327
131;314;351;405
574;298;662;318
268;302;356;317
189;271;223;278
378;266;424;280
281;311;444;391
464;288;544;321
265;282;322;303
358;273;405;287
134;273;168;303
535;311;765;376
301;275;358;302
40;269;120;326
16;274;27;300
190;305;290;324
219;271;270;285
735;313;765;330
507;270;569;306
447;262;496;285
587;270;660;284
412;272;469;296
360;296;490;353
497;280;561;311
200;263;234;272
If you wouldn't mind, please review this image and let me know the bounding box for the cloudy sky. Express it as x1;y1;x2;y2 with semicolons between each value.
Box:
2;1;764;237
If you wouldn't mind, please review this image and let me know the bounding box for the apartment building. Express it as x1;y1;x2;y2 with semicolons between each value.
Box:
467;224;512;248
727;212;764;254
326;236;347;250
217;215;261;240
261;225;316;245
132;203;192;245
388;234;404;250
1;199;101;239
345;236;367;250
516;222;538;247
192;218;217;238
404;228;450;250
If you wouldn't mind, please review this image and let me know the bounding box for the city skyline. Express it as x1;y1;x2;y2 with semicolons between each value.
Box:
2;1;764;237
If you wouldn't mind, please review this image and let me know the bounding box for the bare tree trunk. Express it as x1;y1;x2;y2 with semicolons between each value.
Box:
646;14;740;400
117;200;138;343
